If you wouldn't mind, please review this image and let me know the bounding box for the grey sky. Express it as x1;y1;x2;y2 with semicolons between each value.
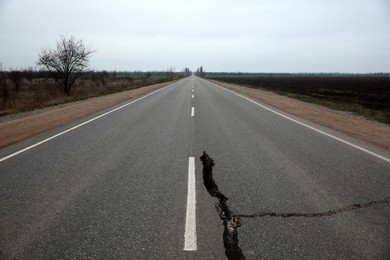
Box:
1;0;389;72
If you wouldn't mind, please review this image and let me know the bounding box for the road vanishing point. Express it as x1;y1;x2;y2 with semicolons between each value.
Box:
1;76;389;259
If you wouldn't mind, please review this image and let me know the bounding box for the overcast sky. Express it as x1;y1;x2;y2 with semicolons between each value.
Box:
1;0;389;72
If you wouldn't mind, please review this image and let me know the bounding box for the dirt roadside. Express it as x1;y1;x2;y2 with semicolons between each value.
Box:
0;81;176;148
209;80;390;150
0;79;389;150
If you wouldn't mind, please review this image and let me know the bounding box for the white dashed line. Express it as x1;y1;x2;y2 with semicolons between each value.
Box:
184;157;197;251
191;107;195;117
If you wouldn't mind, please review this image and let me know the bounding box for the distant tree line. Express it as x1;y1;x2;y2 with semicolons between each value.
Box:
0;68;188;82
0;35;191;112
195;66;205;77
182;67;191;77
0;65;191;110
206;72;390;78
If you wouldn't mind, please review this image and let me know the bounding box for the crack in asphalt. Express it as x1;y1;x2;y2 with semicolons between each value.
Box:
236;197;390;218
199;151;390;260
200;151;246;260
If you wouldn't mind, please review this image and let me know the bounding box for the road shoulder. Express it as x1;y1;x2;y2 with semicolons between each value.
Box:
209;80;390;150
0;81;176;148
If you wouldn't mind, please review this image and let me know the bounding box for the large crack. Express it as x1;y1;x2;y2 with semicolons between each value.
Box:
236;197;390;219
199;151;390;260
200;151;246;260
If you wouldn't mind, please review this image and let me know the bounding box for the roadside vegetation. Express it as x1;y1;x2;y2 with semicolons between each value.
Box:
0;35;190;116
207;73;390;125
0;69;188;117
0;35;191;117
37;35;95;96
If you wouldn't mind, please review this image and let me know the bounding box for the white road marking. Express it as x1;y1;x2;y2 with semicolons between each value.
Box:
0;83;176;163
192;89;194;93
184;157;197;251
210;81;390;164
191;107;195;117
192;94;194;99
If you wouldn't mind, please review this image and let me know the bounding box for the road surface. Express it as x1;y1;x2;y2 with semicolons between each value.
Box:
1;76;389;259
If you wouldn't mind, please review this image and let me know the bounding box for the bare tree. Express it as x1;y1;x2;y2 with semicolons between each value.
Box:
37;35;94;95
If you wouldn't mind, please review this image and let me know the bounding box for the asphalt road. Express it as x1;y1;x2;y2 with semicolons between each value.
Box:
1;76;389;259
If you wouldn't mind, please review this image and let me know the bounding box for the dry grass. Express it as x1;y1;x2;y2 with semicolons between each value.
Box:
0;77;170;116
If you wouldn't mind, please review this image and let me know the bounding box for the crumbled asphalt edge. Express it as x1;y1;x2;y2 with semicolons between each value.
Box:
200;151;246;260
236;197;390;219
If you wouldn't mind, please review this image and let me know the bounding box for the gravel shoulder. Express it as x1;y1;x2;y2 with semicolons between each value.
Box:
210;80;390;150
0;81;175;148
